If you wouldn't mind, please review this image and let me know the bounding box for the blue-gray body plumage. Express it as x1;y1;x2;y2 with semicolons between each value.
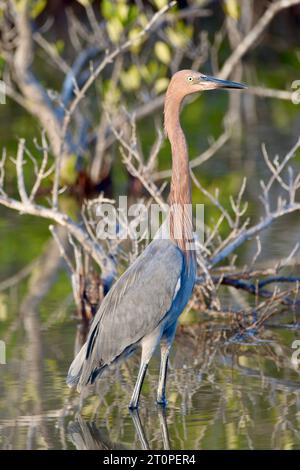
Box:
67;238;196;390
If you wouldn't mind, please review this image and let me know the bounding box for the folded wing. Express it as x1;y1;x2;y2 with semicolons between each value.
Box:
67;239;183;390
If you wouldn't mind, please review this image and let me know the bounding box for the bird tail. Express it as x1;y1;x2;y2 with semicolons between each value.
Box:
66;342;88;391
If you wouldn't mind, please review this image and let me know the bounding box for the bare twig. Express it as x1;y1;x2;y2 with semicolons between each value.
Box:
62;1;177;137
219;0;300;80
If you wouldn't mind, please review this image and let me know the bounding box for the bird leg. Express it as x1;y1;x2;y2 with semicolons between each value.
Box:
156;343;171;406
129;329;160;409
128;361;148;410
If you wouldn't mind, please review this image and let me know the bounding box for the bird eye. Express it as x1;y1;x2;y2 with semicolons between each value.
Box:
187;76;193;83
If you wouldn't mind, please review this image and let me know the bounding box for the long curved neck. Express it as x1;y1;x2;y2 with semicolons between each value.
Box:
164;92;194;255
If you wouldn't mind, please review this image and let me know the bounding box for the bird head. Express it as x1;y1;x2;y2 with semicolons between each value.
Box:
168;69;247;98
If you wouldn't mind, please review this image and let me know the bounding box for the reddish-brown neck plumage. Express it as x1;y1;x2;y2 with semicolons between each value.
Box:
164;85;194;254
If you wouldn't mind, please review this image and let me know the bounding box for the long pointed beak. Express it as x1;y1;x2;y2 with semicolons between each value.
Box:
203;75;247;89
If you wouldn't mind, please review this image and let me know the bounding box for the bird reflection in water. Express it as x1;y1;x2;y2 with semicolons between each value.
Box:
68;408;170;450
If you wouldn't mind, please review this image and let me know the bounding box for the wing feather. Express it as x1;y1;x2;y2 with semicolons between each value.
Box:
68;240;183;389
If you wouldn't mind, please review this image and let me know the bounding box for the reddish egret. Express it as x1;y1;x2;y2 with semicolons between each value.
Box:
67;70;246;409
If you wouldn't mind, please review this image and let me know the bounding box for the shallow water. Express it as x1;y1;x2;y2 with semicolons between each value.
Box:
0;318;300;450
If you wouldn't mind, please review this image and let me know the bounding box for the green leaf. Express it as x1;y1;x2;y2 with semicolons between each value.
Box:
166;26;190;48
153;0;168;8
107;17;124;43
155;77;169;94
154;41;171;65
128;27;143;53
224;0;240;20
103;80;121;105
0;293;8;321
140;61;159;84
60;154;78;185
120;65;141;91
55;40;65;54
30;0;47;19
116;2;129;23
0;55;5;73
102;0;114;19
